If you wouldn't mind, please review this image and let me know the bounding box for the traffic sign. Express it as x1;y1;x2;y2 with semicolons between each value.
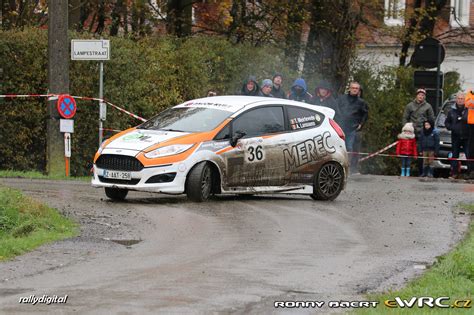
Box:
57;94;77;119
71;39;110;61
60;119;74;133
414;71;444;89
411;37;445;69
64;133;71;158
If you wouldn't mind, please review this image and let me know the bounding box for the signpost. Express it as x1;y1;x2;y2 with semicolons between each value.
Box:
71;39;110;146
64;133;71;176
56;95;76;177
410;37;445;114
57;94;77;119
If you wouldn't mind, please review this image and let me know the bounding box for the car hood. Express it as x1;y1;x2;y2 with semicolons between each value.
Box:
105;129;190;152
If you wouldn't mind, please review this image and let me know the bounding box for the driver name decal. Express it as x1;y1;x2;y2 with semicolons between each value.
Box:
283;131;336;171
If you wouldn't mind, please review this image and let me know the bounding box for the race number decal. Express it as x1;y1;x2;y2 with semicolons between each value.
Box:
245;145;265;162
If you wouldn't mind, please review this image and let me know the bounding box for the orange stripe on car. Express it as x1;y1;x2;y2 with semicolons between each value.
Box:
216;146;233;155
137;119;232;166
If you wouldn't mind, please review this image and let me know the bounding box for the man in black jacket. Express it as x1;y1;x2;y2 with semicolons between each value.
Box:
336;82;369;174
311;80;338;112
445;92;469;178
271;73;286;99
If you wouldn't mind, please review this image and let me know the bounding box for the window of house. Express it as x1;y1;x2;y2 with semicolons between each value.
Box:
384;0;406;26
450;0;470;27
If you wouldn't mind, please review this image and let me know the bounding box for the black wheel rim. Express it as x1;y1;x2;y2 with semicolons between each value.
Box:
318;164;343;197
201;166;212;198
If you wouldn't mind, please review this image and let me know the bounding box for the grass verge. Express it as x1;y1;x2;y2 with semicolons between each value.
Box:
0;170;90;181
355;203;473;314
0;186;78;261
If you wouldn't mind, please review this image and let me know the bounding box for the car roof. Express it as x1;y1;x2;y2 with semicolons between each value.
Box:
174;95;335;118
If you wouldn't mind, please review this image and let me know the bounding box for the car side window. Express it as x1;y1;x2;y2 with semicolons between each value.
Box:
214;124;230;140
287;106;324;131
232;106;285;137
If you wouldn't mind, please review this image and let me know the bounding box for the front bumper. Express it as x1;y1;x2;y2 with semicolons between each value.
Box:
91;163;188;194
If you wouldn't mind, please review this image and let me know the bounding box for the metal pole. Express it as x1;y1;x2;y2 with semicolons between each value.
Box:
435;42;441;115
99;61;104;146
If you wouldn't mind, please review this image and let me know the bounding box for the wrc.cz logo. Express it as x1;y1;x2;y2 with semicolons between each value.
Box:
384;297;471;309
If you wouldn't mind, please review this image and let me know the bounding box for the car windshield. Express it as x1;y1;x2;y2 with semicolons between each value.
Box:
137;107;232;132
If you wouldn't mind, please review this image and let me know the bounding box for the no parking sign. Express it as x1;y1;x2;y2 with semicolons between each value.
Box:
57;94;77;119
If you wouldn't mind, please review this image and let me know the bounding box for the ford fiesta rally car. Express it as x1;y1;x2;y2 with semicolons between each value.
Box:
92;96;349;201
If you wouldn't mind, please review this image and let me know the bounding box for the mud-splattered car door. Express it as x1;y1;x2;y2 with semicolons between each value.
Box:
224;106;289;187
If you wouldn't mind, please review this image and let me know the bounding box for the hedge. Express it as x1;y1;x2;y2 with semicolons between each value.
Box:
0;28;297;175
0;28;461;176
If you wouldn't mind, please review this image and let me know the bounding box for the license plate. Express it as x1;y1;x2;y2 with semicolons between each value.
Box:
103;170;132;180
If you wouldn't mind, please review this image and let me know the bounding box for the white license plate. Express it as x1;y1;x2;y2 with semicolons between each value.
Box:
103;170;132;180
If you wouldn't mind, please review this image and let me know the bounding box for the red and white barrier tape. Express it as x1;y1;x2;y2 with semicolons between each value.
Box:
71;95;146;122
357;141;398;162
1;93;147;122
353;152;474;162
100;128;123;133
352;139;474;162
0;94;53;98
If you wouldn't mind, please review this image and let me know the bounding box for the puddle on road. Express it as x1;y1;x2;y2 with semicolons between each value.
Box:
103;238;142;247
0;288;30;296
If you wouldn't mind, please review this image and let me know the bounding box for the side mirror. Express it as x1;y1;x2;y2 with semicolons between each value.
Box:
230;131;246;147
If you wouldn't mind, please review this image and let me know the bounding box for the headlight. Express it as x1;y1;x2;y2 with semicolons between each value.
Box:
144;144;194;159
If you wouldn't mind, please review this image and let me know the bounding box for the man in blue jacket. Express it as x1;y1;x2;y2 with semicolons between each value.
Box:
288;78;312;103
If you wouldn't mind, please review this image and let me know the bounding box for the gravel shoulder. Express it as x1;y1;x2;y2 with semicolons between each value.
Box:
0;176;472;314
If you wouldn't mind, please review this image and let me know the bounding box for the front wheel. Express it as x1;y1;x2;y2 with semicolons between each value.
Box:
186;162;214;202
105;187;128;201
311;162;344;201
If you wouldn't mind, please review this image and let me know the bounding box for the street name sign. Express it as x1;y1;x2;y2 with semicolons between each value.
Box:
71;39;110;61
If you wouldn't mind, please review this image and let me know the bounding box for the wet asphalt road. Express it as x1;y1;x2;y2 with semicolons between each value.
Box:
0;176;472;314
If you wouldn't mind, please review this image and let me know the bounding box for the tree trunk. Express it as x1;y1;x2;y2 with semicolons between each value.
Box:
284;0;305;73
303;0;359;92
79;1;91;32
68;0;81;29
110;0;124;36
95;0;106;34
167;0;193;37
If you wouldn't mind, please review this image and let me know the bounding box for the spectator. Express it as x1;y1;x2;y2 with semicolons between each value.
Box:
402;89;435;134
466;89;474;179
336;81;368;173
288;78;312;103
445;92;468;179
396;123;418;177
259;79;274;97
418;119;440;177
272;73;286;99
402;88;435;176
311;79;337;111
207;90;217;97
240;75;259;96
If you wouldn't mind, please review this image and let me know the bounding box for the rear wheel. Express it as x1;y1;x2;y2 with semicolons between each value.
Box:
311;162;344;201
104;187;128;201
186;162;213;202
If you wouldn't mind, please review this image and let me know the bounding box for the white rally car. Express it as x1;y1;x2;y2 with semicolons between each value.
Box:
92;96;348;201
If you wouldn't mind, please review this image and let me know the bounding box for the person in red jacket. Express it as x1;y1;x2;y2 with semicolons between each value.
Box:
396;123;418;176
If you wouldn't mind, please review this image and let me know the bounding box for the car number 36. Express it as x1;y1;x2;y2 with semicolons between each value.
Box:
246;145;264;162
